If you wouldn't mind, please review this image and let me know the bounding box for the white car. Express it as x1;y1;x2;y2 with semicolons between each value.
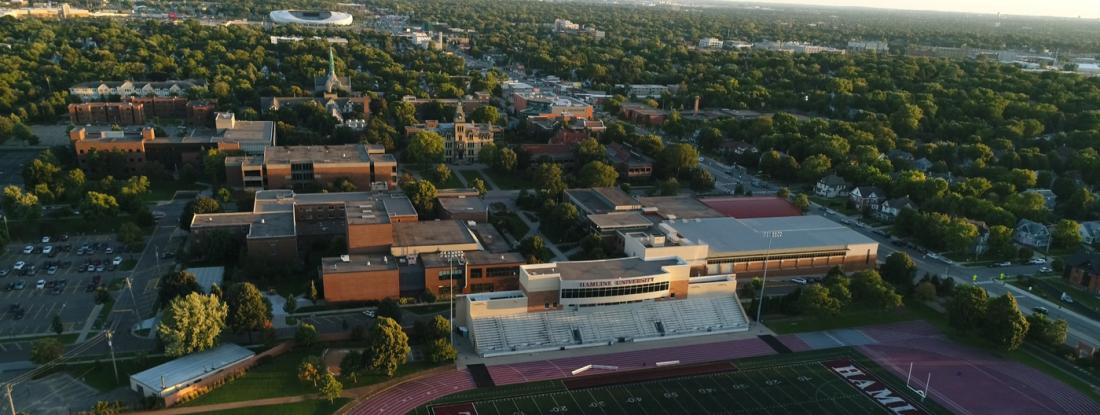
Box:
35;279;46;289
1039;266;1053;273
791;278;808;285
22;245;34;254
13;261;26;271
40;236;50;244
111;256;123;266
1028;258;1047;265
42;246;53;255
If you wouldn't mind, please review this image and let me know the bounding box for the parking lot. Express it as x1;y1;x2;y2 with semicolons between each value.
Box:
0;149;39;188
0;233;139;339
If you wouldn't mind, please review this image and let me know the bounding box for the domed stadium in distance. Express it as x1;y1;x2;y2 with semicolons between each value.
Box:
269;10;353;26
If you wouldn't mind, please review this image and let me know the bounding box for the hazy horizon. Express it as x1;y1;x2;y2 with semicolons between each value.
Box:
730;0;1100;19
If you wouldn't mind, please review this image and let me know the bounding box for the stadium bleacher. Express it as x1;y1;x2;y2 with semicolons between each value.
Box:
469;295;750;357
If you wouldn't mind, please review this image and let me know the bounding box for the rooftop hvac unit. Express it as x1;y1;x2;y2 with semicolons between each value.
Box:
339;255;351;262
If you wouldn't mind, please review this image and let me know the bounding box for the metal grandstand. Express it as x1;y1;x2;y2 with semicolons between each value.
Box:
469;295;750;357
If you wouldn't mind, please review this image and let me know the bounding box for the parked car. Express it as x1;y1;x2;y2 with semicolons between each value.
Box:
95;265;105;272
1033;306;1049;315
13;261;25;271
791;278;808;285
42;245;53;255
22;245;34;254
363;309;377;318
1027;258;1047;265
40;236;50;243
0;270;7;277
14;281;25;290
35;279;46;289
994;261;1012;267
105;247;114;254
47;266;58;275
1039;266;1053;273
111;256;123;266
1061;292;1074;303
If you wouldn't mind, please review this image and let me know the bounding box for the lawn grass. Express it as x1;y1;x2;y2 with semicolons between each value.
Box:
196;398;350;415
488;211;529;239
144;179;204;202
765;305;926;334
416;165;465;189
92;299;114;330
458;170;487;187
808;195;858;215
181;349;317;406
404;303;450;315
482;169;531;190
54;355;172;392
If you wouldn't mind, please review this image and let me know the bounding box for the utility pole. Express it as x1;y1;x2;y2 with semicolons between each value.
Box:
5;383;15;415
441;250;465;348
125;277;139;319
105;330;118;382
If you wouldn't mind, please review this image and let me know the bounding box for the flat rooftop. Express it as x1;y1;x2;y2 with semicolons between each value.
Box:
699;196;802;219
439;197;487;214
664;216;876;256
190;211;296;239
528;257;680;281
587;211;654;230
565;187;639;214
420;251;525;268
263;144;374;165
321;254;399;274
393;220;477;247
131;344;254;395
636;196;723;220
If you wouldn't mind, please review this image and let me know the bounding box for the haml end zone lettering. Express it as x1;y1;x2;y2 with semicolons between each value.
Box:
823;360;927;415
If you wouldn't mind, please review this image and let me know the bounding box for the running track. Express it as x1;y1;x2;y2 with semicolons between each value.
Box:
349;322;1100;415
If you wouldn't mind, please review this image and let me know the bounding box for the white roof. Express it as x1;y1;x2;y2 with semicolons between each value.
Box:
663;216;876;256
131;344;254;395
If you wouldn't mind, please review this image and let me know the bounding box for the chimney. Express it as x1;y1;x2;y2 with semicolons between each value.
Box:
693;95;701;115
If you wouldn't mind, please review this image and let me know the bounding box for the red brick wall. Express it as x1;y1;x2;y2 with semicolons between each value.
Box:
322;268;400;302
346;223;393;254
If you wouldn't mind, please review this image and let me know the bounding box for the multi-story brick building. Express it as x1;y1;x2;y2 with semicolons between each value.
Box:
405;106;495;163
68;97;217;126
224;144;397;191
70;112;274;175
619;103;669;126
421;251;525;297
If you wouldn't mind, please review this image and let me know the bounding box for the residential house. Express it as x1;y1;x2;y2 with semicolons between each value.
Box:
849;186;885;210
815;174;848;198
876;196;916;221
913;157;933;172
1013;219;1051;250
606;142;654;179
1080;221;1100;245
719;140;758;158
1065;252;1100;294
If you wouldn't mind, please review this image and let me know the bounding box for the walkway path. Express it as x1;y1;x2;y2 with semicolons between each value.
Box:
74;304;103;343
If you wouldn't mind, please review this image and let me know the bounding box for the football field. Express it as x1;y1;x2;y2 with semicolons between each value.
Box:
416;349;950;415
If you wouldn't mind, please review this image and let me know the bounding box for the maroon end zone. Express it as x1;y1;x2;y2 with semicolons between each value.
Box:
431;402;478;415
562;361;737;390
822;359;927;415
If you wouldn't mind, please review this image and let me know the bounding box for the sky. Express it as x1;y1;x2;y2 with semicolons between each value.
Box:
735;0;1100;19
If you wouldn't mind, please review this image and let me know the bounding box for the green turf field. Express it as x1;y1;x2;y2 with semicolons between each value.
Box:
414;349;951;415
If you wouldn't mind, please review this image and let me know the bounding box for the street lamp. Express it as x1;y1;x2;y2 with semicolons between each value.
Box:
440;250;465;348
754;231;783;326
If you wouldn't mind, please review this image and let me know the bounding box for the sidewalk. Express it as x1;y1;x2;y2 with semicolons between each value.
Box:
74;304;103;343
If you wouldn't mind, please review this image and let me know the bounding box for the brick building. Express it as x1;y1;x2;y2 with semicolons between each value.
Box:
619;103;669;126
224;144;397;191
1066;252;1100;294
404;106;495;163
68;97;217;126
421;251;525;297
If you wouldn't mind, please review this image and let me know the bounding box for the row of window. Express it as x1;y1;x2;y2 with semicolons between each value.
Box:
707;250;848;265
448;267;519;280
560;282;670;299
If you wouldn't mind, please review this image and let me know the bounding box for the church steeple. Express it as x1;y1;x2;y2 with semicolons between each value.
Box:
328;47;336;77
454;104;466;123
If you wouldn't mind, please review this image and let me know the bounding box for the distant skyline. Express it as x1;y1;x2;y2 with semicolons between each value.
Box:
733;0;1100;19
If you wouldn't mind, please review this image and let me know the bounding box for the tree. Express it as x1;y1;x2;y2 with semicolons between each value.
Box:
430;315;451;340
520;235;546;262
51;314;63;336
283;293;298;314
881;252;917;289
690;168;715;191
94;286;112;305
226;282;272;341
2;185;40;220
799;154;832;182
179;196;221;230
699;127;723;151
497;147;517;172
793;194;810;213
81;191;119;220
117;222;144;251
30;338;64;365
119;175;150;211
308;280;319;304
407;131;445;163
1026;314;1068;348
531;163;566;198
427;338;457;363
470;105;501;125
983;294;1030;351
431;163;452;185
1051;219;1082;250
777;187;790;199
298;355;323;386
987;225;1016;260
658;178;680;196
157;271;201;309
478;142;498;167
472;177;488;197
658;143;699;178
797;284;841;316
947;284;988;330
365;317;411;376
402;179;437;216
849;271;903;310
157;293;228;357
576;138;606;165
377;297;401;321
578;161;619;187
296;323;319;349
913;281;937;302
318;371;344;403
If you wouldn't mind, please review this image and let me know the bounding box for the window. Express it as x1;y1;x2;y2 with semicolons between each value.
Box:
469;269;483;278
471;283;493;293
560;282;670;299
438;269;465;281
487;267;518;278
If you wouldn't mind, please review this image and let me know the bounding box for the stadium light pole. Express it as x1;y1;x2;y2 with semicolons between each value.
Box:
440;250;465;348
754;231;782;326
